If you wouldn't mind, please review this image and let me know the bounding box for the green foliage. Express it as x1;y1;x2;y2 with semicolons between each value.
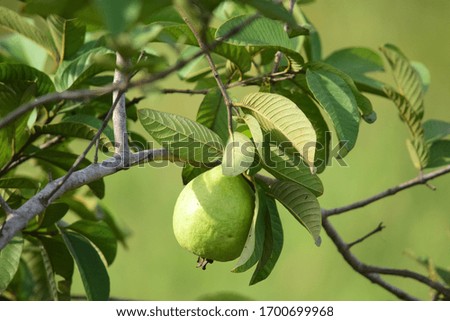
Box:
0;0;448;301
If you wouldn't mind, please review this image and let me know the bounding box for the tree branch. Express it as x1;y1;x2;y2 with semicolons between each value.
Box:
347;222;385;249
322;217;450;300
322;164;450;218
0;149;171;250
183;16;235;138
112;52;131;166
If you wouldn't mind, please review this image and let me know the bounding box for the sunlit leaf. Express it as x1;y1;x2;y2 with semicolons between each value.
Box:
216;15;304;71
47;15;86;61
381;44;425;118
273;88;330;173
55;47;114;91
0;7;58;61
233;185;266;273
222;132;255;176
156;23;252;74
237;92;316;170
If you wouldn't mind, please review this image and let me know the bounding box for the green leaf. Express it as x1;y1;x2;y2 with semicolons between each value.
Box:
0;234;23;292
237;92;317;170
233;185;266;273
269;180;321;245
0;63;56;106
55;47;114;91
21;237;58;300
195;88;229;144
138;108;224;164
262;145;323;196
94;0;141;35
66;220;118;266
324;47;385;95
426;140;450;169
215;15;304;71
180;88;228;183
236;0;301;31
242;114;264;154
250;195;283;285
156;23;252;74
411;61;431;93
301;12;321;62
39;203;70;229
273;88;330;173
384;87;428;169
35;117;113;149
306;66;360;157
222;132;255;176
0;177;38;190
0;7;58;61
61;230;109;301
423;119;450;144
95;204;129;247
47;15;86;61
33;149;106;199
7;258;35;300
38;235;74;300
309;62;376;124
380;44;425;118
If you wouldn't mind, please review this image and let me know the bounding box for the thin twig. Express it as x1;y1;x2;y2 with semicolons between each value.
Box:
322;164;450;218
347;222;385;249
160;88;209;95
322;217;418;300
271;0;295;73
0;15;260;131
183;16;235;138
0;194;13;215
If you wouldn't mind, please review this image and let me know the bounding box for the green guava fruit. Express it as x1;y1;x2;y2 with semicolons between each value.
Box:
173;166;254;264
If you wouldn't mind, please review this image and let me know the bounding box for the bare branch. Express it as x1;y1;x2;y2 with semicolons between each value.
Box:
322;217;450;300
347;222;385;249
322;217;419;300
322;164;450;218
160;88;209;95
0;149;170;250
0;86;117;130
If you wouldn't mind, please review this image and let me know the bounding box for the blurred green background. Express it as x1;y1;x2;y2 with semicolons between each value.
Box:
68;0;450;300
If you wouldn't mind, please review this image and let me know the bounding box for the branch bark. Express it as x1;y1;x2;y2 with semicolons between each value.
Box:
322;164;450;218
0;149;170;250
112;53;131;166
